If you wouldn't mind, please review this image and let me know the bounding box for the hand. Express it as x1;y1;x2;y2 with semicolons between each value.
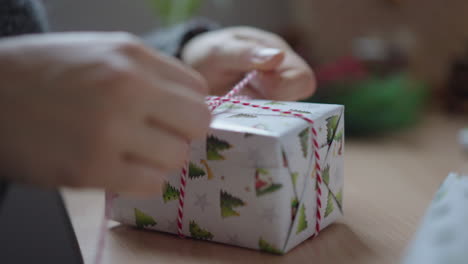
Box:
181;27;316;101
0;32;210;196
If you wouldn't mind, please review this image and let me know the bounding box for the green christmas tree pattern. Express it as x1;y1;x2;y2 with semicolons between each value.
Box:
291;198;299;220
258;238;283;254
134;208;157;229
296;204;308;234
207;135;232;160
325;191;335;218
264;101;286;106
162;182;179;203
220;190;246;218
218;103;244;110
229;113;257;118
291;172;299;186
323;165;330;185
189;162;206;179
326;115;340;145
255;168;283;196
336;189;343;209
290;109;312;114
189;220;213;240
334;129;344;156
320;164;343;215
298;128;309;158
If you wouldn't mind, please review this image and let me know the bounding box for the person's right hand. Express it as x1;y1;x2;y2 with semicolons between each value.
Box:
0;32;210;196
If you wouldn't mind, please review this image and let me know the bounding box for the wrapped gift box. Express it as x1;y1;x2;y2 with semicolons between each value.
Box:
403;173;468;264
109;100;345;254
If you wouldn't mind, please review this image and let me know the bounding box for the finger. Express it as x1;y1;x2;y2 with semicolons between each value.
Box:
130;43;209;95
230;27;291;50
123;126;190;171
237;83;265;99
250;53;316;101
144;81;212;140
214;40;285;72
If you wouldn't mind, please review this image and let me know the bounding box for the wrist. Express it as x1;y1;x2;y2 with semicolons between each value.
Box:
145;18;220;59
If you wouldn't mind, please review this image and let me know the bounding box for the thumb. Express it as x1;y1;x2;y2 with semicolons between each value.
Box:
220;42;285;72
249;47;285;71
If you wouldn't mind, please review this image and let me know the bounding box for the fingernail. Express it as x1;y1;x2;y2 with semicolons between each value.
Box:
251;48;282;64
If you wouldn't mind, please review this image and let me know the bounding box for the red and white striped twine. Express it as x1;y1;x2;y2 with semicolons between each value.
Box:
97;71;324;264
177;71;324;237
176;163;188;236
177;71;257;236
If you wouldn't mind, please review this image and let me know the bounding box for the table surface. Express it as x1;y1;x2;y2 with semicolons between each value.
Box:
63;112;467;264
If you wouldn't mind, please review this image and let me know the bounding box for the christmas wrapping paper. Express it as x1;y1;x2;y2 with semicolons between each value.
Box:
402;173;468;264
109;100;345;254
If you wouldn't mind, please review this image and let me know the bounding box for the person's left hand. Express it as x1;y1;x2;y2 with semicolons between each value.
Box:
181;27;316;101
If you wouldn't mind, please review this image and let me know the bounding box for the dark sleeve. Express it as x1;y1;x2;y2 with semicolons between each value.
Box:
0;0;48;206
0;0;48;37
144;18;220;58
0;178;7;209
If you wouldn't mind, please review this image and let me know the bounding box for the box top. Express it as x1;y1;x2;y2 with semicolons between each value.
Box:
211;100;343;138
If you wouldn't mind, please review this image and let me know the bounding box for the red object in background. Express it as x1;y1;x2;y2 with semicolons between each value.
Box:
315;56;368;84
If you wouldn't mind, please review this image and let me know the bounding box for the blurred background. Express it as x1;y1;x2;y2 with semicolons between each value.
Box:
42;0;468;136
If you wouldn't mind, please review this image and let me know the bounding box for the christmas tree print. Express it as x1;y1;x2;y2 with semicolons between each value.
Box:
207;135;232;160
134;208;157;229
200;159;214;180
229;113;257;118
291;172;299;186
220;190;246;218
320;164;343;214
259;238;283;254
162;182;179;203
298;128;309;158
334;129;344;141
326;115;340;145
296;204;308;234
255;168;283;196
323;165;330;185
325;192;335;218
189;162;206;179
336;189;343;209
334;129;344;156
291;198;299;220
290;109;312;114
265;101;286;106
189;220;213;240
218;103;244;110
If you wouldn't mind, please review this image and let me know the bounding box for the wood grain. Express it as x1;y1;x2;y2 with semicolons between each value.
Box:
63;112;467;264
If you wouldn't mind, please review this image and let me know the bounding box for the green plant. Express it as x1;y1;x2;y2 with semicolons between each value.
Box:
147;0;231;26
148;0;203;26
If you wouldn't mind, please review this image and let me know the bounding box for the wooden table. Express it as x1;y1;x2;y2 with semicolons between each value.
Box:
63;112;467;264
